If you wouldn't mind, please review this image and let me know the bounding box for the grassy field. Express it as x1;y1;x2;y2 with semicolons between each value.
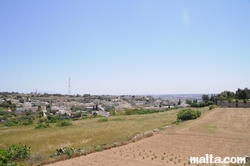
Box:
46;107;250;166
0;109;182;156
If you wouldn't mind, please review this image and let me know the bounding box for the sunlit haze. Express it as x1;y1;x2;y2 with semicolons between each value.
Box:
1;0;249;95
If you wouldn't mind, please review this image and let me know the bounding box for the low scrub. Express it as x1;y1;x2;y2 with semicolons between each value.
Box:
190;101;214;107
55;147;74;157
177;109;201;121
0;144;30;165
3;116;34;127
97;117;108;122
46;115;60;123
35;123;50;129
56;120;72;127
4;119;19;127
124;108;164;115
172;119;182;125
7;144;30;161
209;105;216;110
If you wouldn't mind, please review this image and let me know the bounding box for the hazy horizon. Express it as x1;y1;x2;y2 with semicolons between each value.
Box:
1;1;249;95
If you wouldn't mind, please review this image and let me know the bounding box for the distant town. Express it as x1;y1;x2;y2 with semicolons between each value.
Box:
0;91;203;120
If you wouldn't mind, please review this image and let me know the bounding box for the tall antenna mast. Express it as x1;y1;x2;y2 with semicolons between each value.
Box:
68;78;71;95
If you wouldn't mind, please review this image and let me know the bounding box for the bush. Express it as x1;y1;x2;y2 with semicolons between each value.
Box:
4;119;19;127
206;101;214;106
125;109;163;115
124;109;133;115
47;115;60;123
64;147;74;157
35;123;50;129
172;119;182;125
177;109;201;121
209;105;215;110
22;120;33;125
7;144;31;161
56;120;72;127
38;118;47;123
0;110;8;115
109;110;116;116
190;101;213;107
0;148;8;163
97;117;108;122
0;144;30;166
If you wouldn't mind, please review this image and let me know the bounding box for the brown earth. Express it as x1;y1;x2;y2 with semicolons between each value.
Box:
46;108;250;166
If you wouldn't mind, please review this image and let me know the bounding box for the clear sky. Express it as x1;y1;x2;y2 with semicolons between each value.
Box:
0;0;249;95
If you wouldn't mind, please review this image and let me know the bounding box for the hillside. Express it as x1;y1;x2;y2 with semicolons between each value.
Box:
47;108;250;166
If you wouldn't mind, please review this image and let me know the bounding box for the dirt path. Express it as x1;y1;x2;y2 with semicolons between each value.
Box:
46;108;250;166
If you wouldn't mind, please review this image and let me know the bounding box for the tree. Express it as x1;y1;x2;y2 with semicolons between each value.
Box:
210;94;215;102
235;88;250;100
217;91;235;100
10;104;16;112
26;96;30;102
202;94;209;101
0;101;10;108
70;106;75;112
19;98;24;103
186;99;192;105
178;99;181;105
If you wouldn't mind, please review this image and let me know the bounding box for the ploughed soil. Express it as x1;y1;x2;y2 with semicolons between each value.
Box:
47;108;250;166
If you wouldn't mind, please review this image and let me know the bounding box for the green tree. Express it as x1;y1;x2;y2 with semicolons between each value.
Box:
217;91;235;100
235;88;250;100
178;99;181;105
185;99;192;105
19;98;24;103
210;94;215;102
202;94;209;101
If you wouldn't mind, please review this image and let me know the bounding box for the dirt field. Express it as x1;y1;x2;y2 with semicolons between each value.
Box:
47;108;250;166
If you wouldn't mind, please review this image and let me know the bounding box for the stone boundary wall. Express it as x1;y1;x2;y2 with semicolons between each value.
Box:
217;100;250;108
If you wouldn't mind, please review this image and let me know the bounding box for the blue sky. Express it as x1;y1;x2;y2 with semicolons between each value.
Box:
0;0;249;95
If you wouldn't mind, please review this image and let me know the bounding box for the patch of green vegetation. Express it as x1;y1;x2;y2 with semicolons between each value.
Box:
0;144;30;165
35;123;50;129
177;109;201;121
0;107;6;111
123;108;167;115
97;117;108;122
172;119;182;125
209;105;216;110
56;120;72;127
0;109;179;164
110;117;123;121
46;115;61;123
4;119;19;127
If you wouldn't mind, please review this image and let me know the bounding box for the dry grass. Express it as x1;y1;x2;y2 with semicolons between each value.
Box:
0;109;180;156
45;108;250;166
